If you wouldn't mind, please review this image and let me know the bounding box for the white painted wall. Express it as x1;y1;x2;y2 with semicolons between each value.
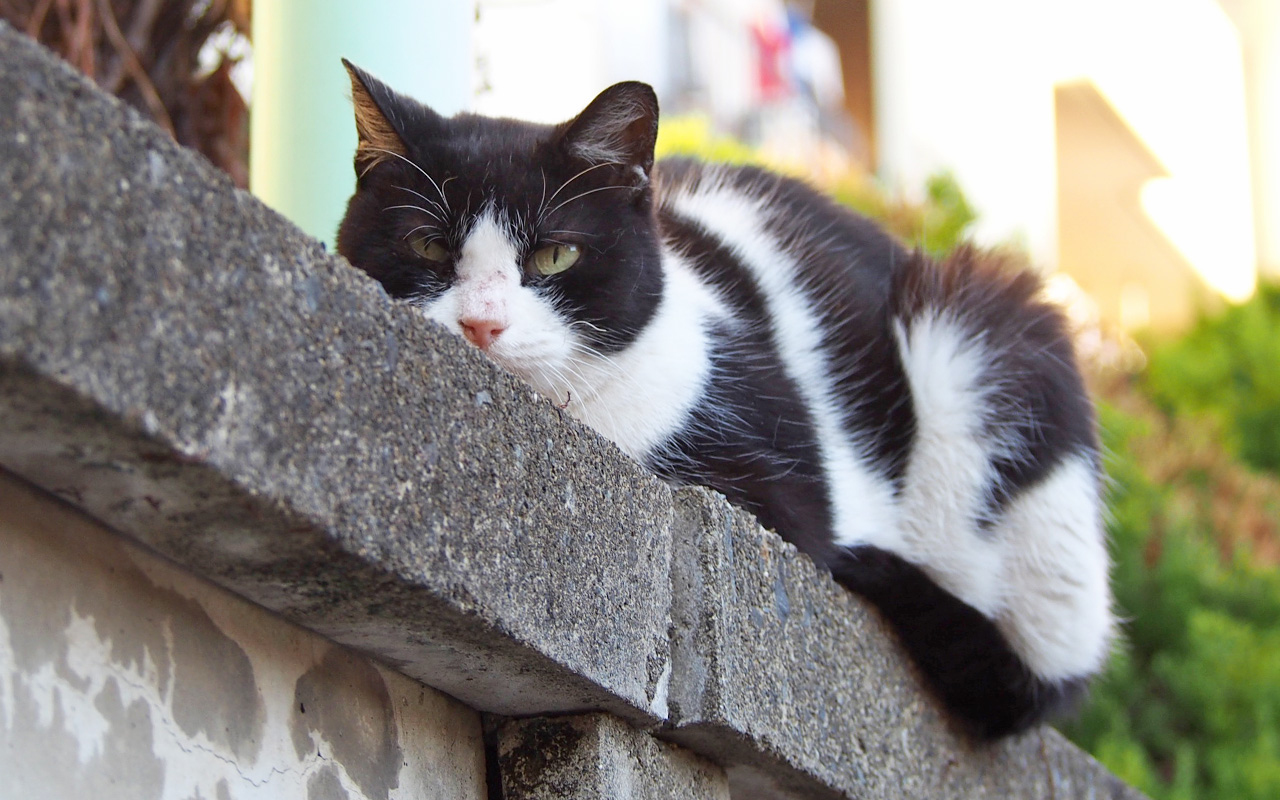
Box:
1219;0;1280;279
871;0;1256;297
472;0;781;126
871;0;1059;264
1058;0;1255;301
474;0;671;122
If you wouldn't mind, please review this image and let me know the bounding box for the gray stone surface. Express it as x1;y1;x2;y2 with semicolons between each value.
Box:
0;22;672;725
665;487;1147;800
0;468;487;800
499;714;731;800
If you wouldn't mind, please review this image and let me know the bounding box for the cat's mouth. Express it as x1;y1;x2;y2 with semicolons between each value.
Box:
484;350;577;409
486;350;527;378
478;347;541;384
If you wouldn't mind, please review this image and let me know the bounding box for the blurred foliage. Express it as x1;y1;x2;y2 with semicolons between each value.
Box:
830;171;976;258
655;115;768;169
1060;383;1280;800
1060;282;1280;799
655;115;976;256
1142;283;1280;474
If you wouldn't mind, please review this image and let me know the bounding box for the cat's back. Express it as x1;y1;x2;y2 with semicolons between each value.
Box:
648;158;917;552
652;156;917;499
647;155;1104;584
652;157;905;309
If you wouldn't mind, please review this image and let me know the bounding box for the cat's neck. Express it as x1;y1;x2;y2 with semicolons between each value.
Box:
559;250;725;460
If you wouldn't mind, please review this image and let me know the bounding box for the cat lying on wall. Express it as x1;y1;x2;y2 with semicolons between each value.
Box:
335;62;1114;739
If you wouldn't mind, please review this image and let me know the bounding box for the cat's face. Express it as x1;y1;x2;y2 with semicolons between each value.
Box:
336;62;664;405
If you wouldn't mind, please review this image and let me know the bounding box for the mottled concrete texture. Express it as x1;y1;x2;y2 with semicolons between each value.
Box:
0;22;672;726
0;470;487;800
0;22;1149;800
499;714;731;800
666;488;1146;800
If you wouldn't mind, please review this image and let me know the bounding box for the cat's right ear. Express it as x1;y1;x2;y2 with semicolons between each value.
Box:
342;59;412;178
559;82;660;181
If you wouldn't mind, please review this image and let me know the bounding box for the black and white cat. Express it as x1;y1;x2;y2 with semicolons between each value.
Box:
336;62;1114;738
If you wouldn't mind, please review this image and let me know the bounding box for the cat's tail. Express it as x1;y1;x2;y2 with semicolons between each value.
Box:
840;246;1114;738
830;546;1092;738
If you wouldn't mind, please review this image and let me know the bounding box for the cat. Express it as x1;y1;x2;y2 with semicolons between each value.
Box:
335;61;1114;739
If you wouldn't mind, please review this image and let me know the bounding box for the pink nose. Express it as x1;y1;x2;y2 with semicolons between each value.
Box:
460;318;505;349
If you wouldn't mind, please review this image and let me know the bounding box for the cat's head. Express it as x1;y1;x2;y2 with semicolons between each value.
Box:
336;61;664;403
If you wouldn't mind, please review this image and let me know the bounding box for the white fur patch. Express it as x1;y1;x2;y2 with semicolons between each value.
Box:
892;312;1006;615
420;210;530;337
668;178;901;547
893;312;1112;677
564;254;725;458
994;456;1114;680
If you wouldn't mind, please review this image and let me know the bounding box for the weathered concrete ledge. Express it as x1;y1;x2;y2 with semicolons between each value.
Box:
666;488;1141;799
0;21;672;729
0;23;1145;799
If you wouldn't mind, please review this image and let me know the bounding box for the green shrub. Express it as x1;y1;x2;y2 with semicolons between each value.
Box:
655;115;769;168
1061;399;1280;800
829;171;976;257
1143;283;1280;474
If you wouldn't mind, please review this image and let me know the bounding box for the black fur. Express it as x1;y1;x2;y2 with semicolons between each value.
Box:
831;546;1089;738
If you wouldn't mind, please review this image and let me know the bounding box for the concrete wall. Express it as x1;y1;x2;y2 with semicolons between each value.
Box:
0;470;486;800
0;22;1147;800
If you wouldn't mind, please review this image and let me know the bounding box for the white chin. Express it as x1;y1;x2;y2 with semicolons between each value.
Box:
489;353;548;391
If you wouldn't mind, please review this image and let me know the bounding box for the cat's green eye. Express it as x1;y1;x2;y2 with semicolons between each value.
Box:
409;237;450;263
530;244;581;276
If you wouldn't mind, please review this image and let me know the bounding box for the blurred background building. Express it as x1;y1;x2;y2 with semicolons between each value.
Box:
465;0;1279;334
8;0;1274;334
260;0;1278;334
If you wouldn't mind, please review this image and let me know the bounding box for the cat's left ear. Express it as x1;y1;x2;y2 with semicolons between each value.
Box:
559;82;659;180
343;59;413;177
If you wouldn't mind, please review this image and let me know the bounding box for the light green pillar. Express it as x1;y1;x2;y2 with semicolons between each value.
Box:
250;1;473;248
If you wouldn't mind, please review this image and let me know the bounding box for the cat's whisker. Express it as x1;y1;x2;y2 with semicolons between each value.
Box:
539;161;624;222
383;204;442;222
537;359;600;407
558;366;600;403
565;343;648;402
538;169;548;222
401;224;438;240
367;147;451;211
544;229;603;238
393;185;448;218
439;176;457;212
365;147;429;178
569;319;608;334
545;185;634;219
543;161;622;206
